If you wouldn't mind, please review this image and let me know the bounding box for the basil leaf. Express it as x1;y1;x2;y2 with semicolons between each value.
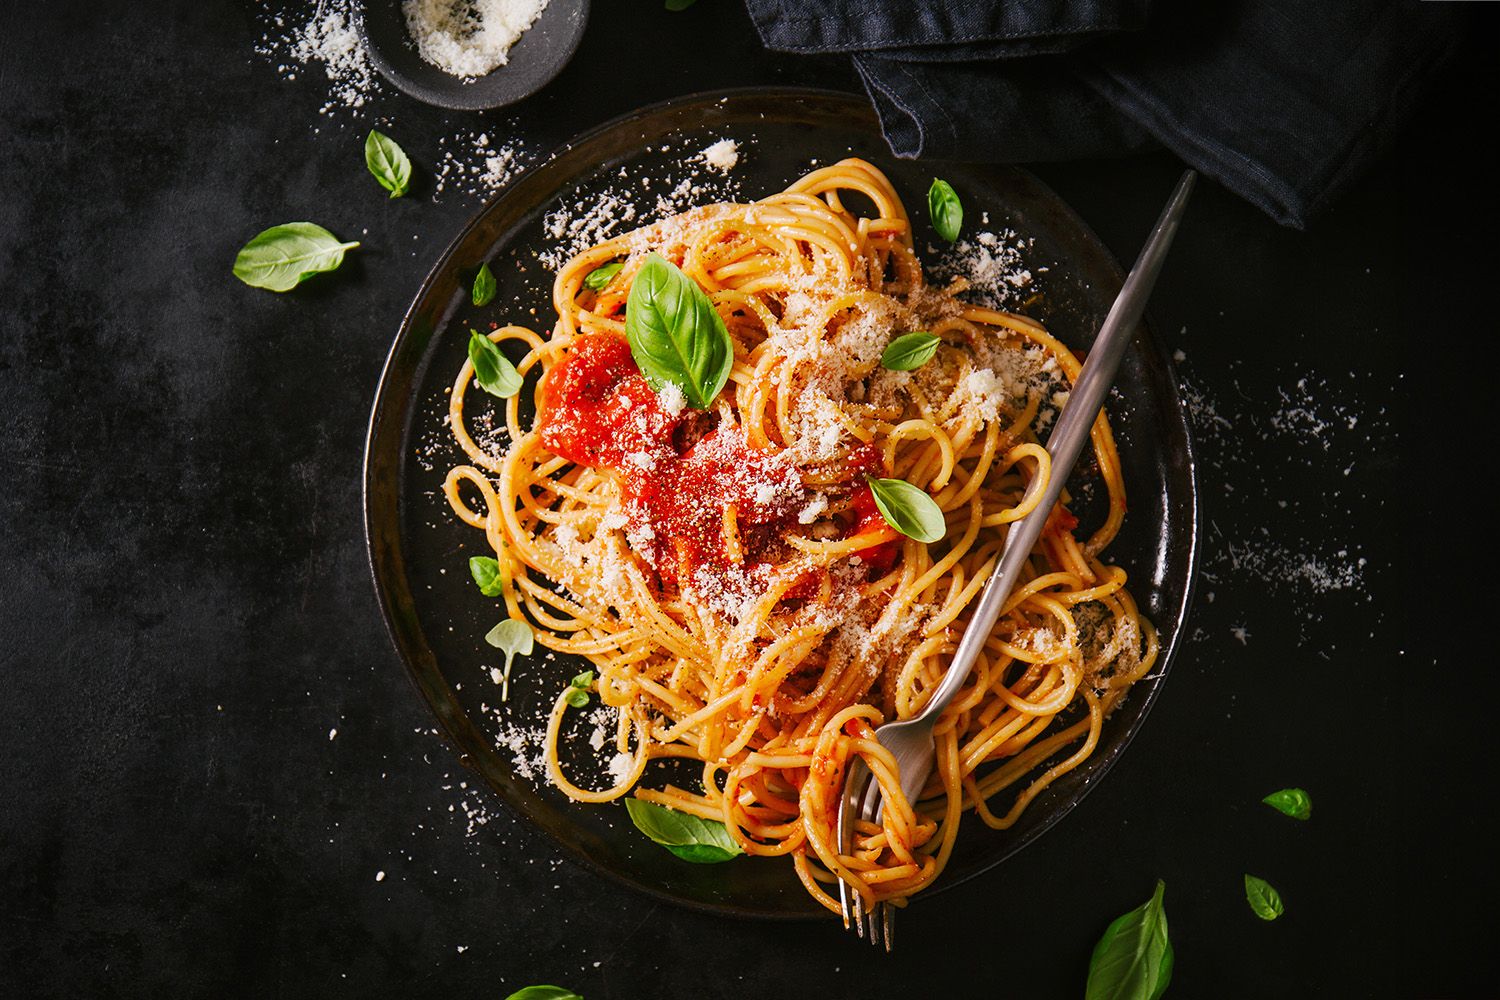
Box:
625;798;743;864
583;261;622;292
564;669;594;707
1261;787;1311;820
468;555;504;597
504;988;582;1000
1085;880;1173;1000
472;262;497;306
664;0;698;9
468;329;523;398
866;476;945;543
485;617;534;702
232;222;359;292
364;129;411;198
663;842;737;863
1244;874;1284;921
486;618;533;657
624;252;733;409
927;178;963;242
880;331;940;371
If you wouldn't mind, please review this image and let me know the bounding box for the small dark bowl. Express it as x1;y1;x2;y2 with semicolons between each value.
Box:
360;0;589;110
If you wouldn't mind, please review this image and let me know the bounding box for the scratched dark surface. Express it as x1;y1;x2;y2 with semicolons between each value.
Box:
1;2;1494;996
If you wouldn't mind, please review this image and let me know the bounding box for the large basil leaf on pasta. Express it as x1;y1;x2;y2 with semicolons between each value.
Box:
624;252;733;409
1085;880;1173;1000
866;476;946;543
624;798;743;864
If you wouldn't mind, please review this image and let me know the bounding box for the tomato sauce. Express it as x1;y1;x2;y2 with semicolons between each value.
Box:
536;334;680;469
536;334;900;589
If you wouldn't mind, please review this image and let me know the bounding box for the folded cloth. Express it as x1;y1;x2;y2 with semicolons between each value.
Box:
747;0;1462;228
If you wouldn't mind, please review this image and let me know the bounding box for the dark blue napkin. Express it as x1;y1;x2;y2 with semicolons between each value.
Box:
747;0;1461;227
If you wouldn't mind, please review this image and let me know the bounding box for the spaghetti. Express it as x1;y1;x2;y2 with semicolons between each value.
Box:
442;159;1158;913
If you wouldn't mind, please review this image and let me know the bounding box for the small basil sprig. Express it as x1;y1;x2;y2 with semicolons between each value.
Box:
866;476;945;543
1261;787;1311;820
624;252;733;410
468;329;523;398
583;261;622;292
504;988;582;1000
233;223;359;292
1085;880;1173;1000
625;799;743;864
1244;874;1284;921
472;262;497;306
880;331;940;371
469;555;504;597
928;178;963;242
563;670;593;708
485;617;533;701
364;129;412;198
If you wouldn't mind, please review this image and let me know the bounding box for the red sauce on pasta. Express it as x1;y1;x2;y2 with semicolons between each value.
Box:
537;334;897;588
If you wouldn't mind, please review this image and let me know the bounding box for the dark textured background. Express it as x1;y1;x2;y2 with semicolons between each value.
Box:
1;2;1494;996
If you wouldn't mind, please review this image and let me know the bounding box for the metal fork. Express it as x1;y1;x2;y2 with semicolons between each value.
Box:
836;170;1197;949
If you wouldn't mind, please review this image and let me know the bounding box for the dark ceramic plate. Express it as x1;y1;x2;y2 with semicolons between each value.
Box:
364;88;1199;919
361;0;588;110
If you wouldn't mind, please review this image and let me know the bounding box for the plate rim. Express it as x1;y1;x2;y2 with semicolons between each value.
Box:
362;85;1201;920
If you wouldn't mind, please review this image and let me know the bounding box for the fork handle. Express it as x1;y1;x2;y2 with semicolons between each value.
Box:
916;169;1196;721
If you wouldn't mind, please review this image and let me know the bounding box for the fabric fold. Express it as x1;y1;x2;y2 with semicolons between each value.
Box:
748;0;1463;227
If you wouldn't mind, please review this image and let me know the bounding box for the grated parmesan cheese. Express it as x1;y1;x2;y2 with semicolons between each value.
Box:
657;381;687;416
606;753;634;784
402;0;551;78
700;139;740;173
257;0;381;116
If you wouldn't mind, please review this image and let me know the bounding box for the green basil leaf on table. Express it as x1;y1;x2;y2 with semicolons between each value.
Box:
866;476;946;543
468;555;504;597
472;262;497;306
1261;787;1312;820
1244;874;1284;921
927;178;963;242
504;988;583;1000
624;252;733;409
583;261;622;292
364;128;411;198
232;223;359;292
468;329;523;398
485;617;533;701
1085;879;1173;1000
880;331;941;371
625;798;743;864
